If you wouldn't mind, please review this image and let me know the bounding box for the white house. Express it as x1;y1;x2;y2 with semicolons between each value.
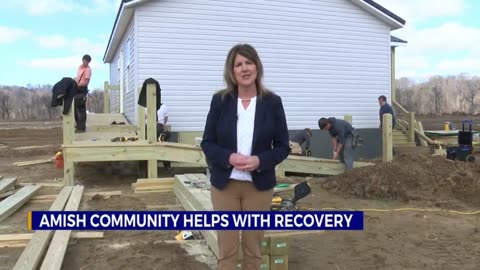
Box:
103;0;405;133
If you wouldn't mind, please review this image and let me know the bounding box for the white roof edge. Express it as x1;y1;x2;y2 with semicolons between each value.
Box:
103;0;150;63
391;42;407;47
350;0;404;30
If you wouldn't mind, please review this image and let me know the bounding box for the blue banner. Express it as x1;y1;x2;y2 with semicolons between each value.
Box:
29;211;363;230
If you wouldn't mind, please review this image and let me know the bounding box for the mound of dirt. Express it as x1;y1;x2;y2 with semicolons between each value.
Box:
322;153;480;208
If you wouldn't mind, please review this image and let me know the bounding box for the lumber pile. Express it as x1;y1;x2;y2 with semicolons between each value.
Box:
12;185;92;270
0;185;41;222
131;177;175;193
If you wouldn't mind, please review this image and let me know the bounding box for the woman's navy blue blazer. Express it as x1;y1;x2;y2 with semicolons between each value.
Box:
201;91;290;191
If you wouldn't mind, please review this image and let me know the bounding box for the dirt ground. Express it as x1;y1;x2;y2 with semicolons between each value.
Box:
416;115;480;130
1;120;479;270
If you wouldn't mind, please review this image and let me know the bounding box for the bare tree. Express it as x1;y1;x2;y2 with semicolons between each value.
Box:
87;90;104;113
0;91;13;120
461;78;480;114
431;85;443;115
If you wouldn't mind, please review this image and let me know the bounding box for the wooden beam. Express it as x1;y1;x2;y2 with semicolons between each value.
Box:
276;155;373;176
104;81;110;113
391;47;396;102
145;204;183;210
63;100;74;145
146;83;158;179
13;145;53;150
31;190;121;202
382;113;393;162
13;159;53;167
87;125;136;133
0;177;17;194
17;182;64;188
40;186;84;270
0;185;41;222
12;187;73;270
344;115;352;125
415;121;428;147
408;112;415;143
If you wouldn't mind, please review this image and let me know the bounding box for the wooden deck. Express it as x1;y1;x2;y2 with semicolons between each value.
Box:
61;83;374;185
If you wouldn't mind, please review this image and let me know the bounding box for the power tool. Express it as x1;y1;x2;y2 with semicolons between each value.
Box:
271;181;311;211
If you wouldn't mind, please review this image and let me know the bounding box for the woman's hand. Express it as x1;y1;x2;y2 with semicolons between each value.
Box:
236;156;260;172
229;153;249;167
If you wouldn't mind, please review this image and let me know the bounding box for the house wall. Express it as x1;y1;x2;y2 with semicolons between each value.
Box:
109;16;137;122
134;0;391;131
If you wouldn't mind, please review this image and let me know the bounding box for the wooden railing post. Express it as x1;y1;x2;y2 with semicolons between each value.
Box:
382;113;393;162
103;81;110;113
63;100;75;186
137;87;146;141
146;83;158;178
408;112;415;142
344;115;352;125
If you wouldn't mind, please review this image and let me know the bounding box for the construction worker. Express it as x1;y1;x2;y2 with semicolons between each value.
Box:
378;95;395;128
289;128;312;156
318;117;354;170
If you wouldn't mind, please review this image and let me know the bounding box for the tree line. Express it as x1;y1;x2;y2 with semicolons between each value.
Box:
0;85;104;120
396;74;480;115
1;74;479;120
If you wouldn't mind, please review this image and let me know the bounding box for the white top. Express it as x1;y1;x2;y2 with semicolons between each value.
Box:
230;97;257;181
157;104;168;125
144;104;168;125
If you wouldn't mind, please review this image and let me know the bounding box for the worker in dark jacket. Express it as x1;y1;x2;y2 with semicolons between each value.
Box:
318;117;354;170
378;95;395;128
289;128;312;155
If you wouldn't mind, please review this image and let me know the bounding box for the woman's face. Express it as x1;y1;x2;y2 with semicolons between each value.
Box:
233;54;257;89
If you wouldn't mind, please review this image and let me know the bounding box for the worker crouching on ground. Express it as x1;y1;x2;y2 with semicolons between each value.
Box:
319;117;355;170
201;44;289;270
289;128;312;156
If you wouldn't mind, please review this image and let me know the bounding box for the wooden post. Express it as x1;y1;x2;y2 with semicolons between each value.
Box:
382;113;393;162
103;81;110;113
63;100;75;186
344;115;352;125
137;88;146;141
146;83;158;179
408;111;415;143
416;121;428;146
391;47;396;103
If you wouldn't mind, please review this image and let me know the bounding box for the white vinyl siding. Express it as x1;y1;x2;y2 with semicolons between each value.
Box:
109;16;137;122
127;0;392;131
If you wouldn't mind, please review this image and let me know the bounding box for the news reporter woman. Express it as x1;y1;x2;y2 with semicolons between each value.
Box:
201;44;289;270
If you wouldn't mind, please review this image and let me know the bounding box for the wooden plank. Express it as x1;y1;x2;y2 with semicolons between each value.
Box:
87;125;136;133
13;145;53;150
40;186;84;270
13;159;53;167
2;232;103;242
18;182;64;187
416;121;428;147
31;191;121;202
12;186;73;270
382;114;393;162
0;231;103;249
0;185;41;222
145;204;183;210
136;177;175;183
0;177;17;194
63;101;74;145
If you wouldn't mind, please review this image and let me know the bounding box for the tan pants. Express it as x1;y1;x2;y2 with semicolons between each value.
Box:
211;180;274;270
289;141;302;155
